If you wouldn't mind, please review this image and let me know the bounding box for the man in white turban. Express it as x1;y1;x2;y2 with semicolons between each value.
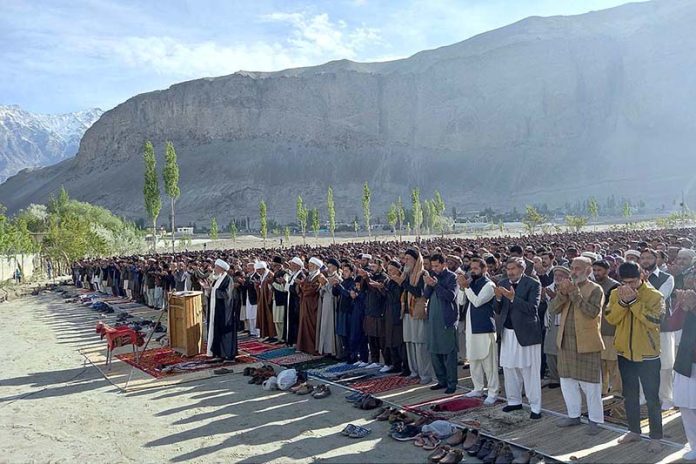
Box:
203;259;237;359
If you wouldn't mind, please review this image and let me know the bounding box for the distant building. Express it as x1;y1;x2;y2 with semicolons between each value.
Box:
176;227;194;235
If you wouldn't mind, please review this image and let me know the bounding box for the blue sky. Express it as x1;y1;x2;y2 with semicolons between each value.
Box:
1;0;638;114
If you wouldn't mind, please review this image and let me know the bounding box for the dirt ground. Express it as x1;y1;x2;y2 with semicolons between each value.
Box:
0;293;445;464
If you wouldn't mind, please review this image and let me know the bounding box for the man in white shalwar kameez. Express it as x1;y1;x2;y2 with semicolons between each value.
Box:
459;258;499;405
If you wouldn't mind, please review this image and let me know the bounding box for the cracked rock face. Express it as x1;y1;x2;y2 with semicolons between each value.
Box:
2;0;695;224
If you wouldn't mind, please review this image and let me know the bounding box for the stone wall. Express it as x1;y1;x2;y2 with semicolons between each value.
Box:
0;254;39;283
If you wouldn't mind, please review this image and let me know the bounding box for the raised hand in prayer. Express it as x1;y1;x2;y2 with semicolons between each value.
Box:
499;285;515;302
557;280;575;296
618;284;637;304
457;273;469;289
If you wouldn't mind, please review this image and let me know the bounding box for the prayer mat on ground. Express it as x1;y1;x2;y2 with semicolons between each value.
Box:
403;393;473;414
405;395;503;422
289;357;336;372
255;347;296;360
117;348;255;378
452;405;529;435
602;398;680;428
325;363;363;374
331;366;385;384
270;352;324;366
238;341;278;355
351;375;421;394
304;362;354;379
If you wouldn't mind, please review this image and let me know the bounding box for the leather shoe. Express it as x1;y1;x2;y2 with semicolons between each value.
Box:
477;440;494;460
467;436;485;456
483;442;503;463
312;385;331;398
430;384;447;391
446;429;466;446
440;448;464;464
374;407;393;421
529;412;542;420
502;405;522;413
296;384;314;395
512;450;536;464
495;444;514;464
427;445;451;463
462;429;478;450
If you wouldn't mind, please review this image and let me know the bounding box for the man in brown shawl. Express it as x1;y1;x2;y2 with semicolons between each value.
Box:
296;257;325;354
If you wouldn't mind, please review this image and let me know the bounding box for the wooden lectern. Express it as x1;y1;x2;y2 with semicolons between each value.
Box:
168;291;203;356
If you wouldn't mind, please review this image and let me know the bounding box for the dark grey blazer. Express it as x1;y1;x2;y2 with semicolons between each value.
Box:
495;274;543;346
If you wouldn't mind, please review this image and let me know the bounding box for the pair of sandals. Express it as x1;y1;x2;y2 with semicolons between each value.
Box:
373;407;414;424
340;424;372;439
428;445;465;463
414;432;441;450
290;382;315;395
247;366;275;385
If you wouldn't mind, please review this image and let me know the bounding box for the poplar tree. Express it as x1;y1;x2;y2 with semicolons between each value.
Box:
143;141;161;252
162;141;180;253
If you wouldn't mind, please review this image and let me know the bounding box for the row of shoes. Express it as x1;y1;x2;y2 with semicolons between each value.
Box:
345;391;384;410
425;428;545;464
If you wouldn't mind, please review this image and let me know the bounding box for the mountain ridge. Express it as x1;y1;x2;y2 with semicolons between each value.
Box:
1;0;694;224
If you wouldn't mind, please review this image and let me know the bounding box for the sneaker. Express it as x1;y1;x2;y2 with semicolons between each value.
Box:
465;390;484;398
379;365;393;373
420;376;432;385
353;361;363;366
661;401;674;411
683;449;696;461
391;424;421;441
367;362;382;369
483;395;497;406
357;362;369;368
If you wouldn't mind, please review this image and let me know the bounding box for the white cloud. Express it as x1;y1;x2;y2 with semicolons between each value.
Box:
262;11;382;60
63;11;384;79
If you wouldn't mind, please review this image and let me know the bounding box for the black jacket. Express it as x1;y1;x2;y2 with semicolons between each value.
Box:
495;274;542;346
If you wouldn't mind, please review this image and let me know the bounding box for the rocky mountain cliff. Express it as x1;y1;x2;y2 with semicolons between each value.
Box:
1;0;695;225
0;105;102;182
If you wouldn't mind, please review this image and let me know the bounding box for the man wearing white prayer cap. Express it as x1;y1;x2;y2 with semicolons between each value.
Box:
625;250;641;263
284;257;306;345
254;261;277;341
296;257;326;354
204;258;237;359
